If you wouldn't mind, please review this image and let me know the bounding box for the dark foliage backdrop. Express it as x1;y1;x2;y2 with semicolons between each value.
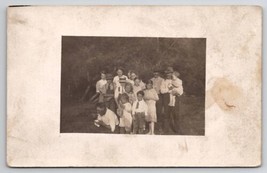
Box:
61;36;206;102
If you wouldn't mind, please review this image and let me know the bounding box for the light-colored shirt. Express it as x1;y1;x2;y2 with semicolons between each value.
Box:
144;88;159;101
150;76;164;94
113;75;129;87
132;99;148;116
160;79;173;94
97;109;119;132
96;79;107;93
133;83;146;96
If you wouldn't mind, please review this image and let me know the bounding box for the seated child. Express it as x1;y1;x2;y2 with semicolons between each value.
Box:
132;91;148;134
168;71;183;106
117;93;132;134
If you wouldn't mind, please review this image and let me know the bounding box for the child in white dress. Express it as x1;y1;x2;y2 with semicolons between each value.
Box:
117;93;132;134
144;80;159;135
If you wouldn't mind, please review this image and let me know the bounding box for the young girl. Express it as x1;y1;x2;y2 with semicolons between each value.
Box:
117;93;132;134
124;83;136;105
133;77;146;97
144;80;159;135
113;68;129;105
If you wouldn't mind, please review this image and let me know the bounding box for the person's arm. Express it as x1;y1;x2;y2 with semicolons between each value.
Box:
109;113;117;132
154;89;159;101
132;102;136;113
96;81;100;93
125;103;132;113
143;101;148;116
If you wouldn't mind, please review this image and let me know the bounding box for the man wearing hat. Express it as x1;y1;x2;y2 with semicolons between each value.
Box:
160;66;175;134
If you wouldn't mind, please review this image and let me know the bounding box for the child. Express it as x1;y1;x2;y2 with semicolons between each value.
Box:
113;68;128;105
96;71;107;102
102;73;116;112
132;91;148;134
117;93;132;134
168;71;183;106
144;80;159;135
133;77;146;97
124;83;136;105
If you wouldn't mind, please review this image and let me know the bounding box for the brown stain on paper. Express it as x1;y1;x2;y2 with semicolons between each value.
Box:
206;78;243;112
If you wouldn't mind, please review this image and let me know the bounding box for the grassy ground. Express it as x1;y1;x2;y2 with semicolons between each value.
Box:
60;96;205;135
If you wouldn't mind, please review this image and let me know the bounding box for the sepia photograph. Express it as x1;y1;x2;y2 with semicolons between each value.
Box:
7;6;261;167
60;36;206;135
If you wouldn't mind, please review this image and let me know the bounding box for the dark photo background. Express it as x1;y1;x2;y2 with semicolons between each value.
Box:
61;36;206;135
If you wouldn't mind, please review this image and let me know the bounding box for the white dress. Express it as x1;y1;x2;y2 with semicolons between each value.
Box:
144;89;159;122
119;102;132;130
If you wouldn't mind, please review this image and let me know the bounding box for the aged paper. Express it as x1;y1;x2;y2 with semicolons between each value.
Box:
7;6;262;167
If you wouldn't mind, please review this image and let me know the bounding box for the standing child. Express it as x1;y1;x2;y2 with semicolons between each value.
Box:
124;83;136;105
113;68;128;105
117;93;132;134
132;91;148;134
133;77;146;97
95;71;107;103
102;73;116;112
144;80;159;135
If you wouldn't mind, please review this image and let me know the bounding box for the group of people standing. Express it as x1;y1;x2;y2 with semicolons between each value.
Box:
93;66;183;135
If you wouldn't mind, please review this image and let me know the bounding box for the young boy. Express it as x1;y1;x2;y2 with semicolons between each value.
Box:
132;91;148;134
96;71;107;102
102;73;116;112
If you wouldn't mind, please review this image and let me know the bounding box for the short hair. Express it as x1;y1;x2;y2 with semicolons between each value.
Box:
137;90;145;97
119;93;129;102
116;67;124;73
96;102;106;109
100;70;106;75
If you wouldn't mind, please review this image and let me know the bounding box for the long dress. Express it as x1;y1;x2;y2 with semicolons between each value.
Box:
144;89;159;122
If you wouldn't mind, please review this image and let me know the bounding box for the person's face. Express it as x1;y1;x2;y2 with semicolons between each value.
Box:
166;73;173;79
146;83;153;89
153;72;159;78
130;73;137;80
117;69;123;77
96;107;106;116
125;85;131;93
121;97;127;104
137;94;143;101
101;73;106;80
134;79;140;86
107;79;112;84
